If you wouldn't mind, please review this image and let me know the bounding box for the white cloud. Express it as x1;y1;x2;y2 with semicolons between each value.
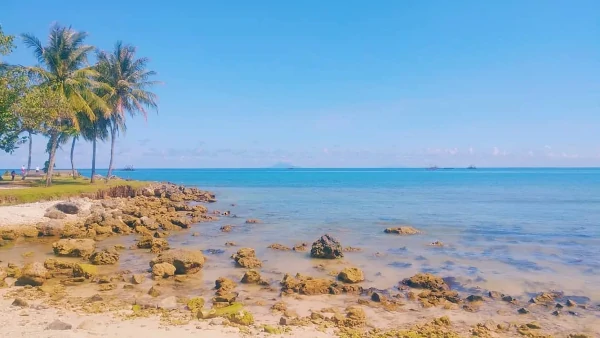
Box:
492;147;500;156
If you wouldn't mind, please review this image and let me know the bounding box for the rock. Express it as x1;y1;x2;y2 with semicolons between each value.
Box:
531;291;562;304
556;303;564;309
152;262;176;278
268;243;291;251
502;295;515;302
89;247;120;265
11;298;29;308
293;243;309;252
488;291;502;299
213;292;238;303
225;241;236;246
518;307;530;314
148;285;162;297
232;248;262;268
20;226;40;238
552;310;560;316
52;239;96;259
132;274;145;284
281;273;333;295
343;246;362;252
192;232;200;237
310;234;344;259
215;277;236;295
241;270;261;284
54;202;80;215
220;225;232;232
47;319;72;330
567;299;577;307
526;322;542;329
271;301;287;312
187;297;205;313
466;295;484;302
72;263;97;279
402;273;449;291
384;226;421;235
17;262;48;286
44;209;67;219
136;236;170;253
429;241;444;247
338;267;365;283
245;219;261;224
371;292;385;302
150;249;205;274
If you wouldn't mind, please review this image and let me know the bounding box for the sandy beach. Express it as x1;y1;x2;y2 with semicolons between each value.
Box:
0;182;598;338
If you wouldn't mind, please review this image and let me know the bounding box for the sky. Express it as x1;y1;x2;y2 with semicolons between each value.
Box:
1;0;599;168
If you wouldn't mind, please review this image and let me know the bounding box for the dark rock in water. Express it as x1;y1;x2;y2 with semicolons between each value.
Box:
502;295;515;302
566;299;577;307
555;303;564;309
568;311;580;316
552;310;560;316
518;308;529;314
310;234;343;259
466;295;484;302
47;320;72;330
371;292;385;302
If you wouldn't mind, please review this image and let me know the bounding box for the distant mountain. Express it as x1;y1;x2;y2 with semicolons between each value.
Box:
269;162;299;169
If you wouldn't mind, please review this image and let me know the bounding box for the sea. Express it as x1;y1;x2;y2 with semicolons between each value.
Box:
77;168;600;302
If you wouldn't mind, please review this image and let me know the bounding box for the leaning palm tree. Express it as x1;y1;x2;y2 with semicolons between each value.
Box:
21;24;108;186
96;41;158;178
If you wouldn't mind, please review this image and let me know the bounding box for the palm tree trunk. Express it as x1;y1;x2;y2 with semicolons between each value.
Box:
27;131;32;176
90;132;97;183
46;133;59;187
107;124;116;178
70;136;77;179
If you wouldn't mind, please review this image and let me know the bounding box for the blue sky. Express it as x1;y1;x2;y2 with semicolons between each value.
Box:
1;0;599;168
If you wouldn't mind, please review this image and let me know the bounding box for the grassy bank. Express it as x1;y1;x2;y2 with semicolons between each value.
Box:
0;176;149;205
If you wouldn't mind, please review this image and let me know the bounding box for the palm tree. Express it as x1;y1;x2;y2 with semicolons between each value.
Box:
79;110;109;183
96;41;158;178
21;24;108;186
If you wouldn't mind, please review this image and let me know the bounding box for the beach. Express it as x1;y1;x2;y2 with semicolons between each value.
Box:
0;169;599;337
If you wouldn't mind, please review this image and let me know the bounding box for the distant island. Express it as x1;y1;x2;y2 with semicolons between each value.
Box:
270;162;300;169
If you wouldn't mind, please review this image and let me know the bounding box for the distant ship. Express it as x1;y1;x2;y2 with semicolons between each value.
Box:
467;165;477;169
123;165;135;171
427;165;439;171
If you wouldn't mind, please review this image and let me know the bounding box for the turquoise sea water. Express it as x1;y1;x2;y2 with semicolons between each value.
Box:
81;168;600;300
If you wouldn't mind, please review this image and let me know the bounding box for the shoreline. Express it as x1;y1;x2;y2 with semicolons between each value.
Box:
0;182;597;337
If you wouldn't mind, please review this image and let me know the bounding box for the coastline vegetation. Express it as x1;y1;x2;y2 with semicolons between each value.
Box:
0;175;148;205
0;24;159;187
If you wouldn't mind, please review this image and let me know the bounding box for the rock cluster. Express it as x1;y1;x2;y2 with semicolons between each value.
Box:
89;247;120;265
281;273;363;296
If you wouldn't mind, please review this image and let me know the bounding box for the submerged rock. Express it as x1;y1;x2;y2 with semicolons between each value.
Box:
402;273;449;291
384;226;421;235
245;219;261;224
47;320;72;330
150;249;205;274
220;225;232;232
310;234;343;259
52;239;96;259
136;236;170;253
281;273;334;295
89;247;120;265
293;243;309;252
268;243;291;251
338;267;365;284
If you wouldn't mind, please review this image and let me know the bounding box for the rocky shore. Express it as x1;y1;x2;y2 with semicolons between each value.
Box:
0;183;597;337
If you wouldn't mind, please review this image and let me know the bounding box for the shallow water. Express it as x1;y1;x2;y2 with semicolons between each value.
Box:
75;167;600;302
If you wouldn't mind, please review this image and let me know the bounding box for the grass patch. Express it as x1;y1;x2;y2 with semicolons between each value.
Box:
0;176;150;205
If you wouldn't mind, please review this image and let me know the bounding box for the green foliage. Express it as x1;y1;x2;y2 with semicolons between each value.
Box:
13;86;76;137
0;27;28;153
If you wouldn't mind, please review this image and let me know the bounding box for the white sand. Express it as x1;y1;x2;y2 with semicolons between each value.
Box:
0;200;91;227
0;294;332;338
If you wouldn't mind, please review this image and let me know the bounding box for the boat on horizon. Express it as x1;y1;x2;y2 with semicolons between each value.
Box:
122;165;135;171
467;165;477;169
